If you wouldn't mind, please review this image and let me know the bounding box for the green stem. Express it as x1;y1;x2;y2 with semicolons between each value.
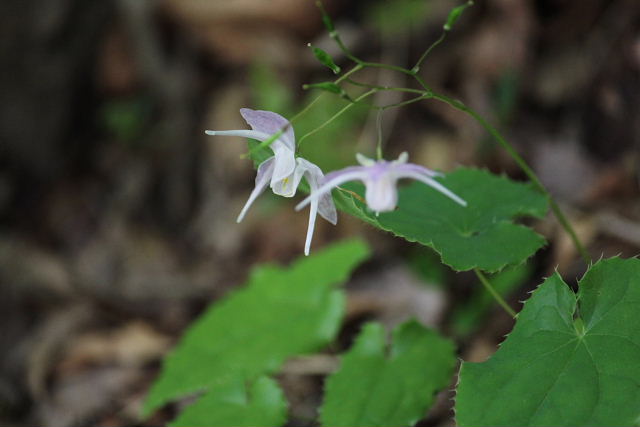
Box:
244;65;365;159
411;31;447;73
331;31;363;65
345;78;425;95
374;93;429;110
306;9;590;265
375;109;384;160
297;88;378;147
474;269;516;318
290;64;364;125
429;93;590;264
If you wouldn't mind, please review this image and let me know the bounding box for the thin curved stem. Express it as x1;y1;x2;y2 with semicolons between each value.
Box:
345;78;425;95
290;64;364;125
429;93;590;264
374;93;429;110
297;88;378;147
375;109;384;160
300;6;590;265
245;65;365;158
412;31;447;73
474;269;517;318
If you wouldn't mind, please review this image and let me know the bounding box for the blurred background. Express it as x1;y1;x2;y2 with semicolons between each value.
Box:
1;0;639;425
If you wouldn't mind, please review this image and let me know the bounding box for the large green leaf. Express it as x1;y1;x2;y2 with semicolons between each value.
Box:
170;376;287;427
456;257;640;426
336;168;548;273
320;320;456;427
143;239;371;420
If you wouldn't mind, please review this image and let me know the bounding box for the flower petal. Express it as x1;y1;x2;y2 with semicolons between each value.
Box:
236;157;276;223
270;144;297;186
364;175;399;212
297;158;338;225
271;157;310;197
395;151;409;164
295;168;367;211
395;163;444;178
356;153;376;167
399;170;467;206
204;129;271;140
239;108;295;151
323;165;367;183
317;191;338;225
304;198;318;256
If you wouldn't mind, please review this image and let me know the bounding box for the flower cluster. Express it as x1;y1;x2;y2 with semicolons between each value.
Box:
206;108;466;255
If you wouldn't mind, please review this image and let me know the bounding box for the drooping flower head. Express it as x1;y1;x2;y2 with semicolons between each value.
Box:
296;152;466;215
206;108;296;192
205;108;337;255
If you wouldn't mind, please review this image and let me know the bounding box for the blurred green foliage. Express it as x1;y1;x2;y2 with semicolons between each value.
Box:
367;0;430;36
407;246;449;288
171;376;287;427
100;96;152;145
249;61;368;172
143;239;370;425
320;320;456;427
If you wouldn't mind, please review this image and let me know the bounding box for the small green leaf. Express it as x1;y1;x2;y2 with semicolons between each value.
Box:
335;168;548;272
309;44;341;74
456;257;640;426
444;1;474;31
143;239;371;420
170;376;287;427
303;82;343;95
320;320;456;427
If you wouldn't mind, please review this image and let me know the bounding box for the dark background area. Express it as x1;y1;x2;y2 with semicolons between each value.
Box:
0;0;639;425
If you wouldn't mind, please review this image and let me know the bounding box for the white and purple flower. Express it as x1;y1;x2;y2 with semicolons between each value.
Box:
296;152;466;215
205;108;337;255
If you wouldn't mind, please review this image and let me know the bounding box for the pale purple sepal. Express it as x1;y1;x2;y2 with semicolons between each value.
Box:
296;152;466;215
205;108;296;183
206;108;338;256
236;157;275;223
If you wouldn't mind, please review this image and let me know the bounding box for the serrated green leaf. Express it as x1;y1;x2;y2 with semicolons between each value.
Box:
444;1;474;31
456;257;640;426
407;246;449;287
143;239;370;419
310;45;341;74
320;320;456;427
336;168;548;272
170;376;287;427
